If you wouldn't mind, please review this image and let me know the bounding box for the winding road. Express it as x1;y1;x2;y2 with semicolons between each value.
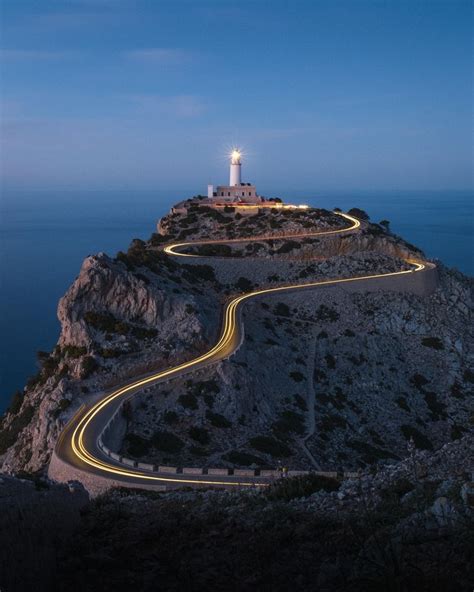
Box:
52;210;428;491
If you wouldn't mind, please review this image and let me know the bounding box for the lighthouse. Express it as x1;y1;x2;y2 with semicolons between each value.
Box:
229;149;242;186
207;149;262;204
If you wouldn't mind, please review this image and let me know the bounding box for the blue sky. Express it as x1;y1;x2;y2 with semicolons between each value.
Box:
1;0;472;191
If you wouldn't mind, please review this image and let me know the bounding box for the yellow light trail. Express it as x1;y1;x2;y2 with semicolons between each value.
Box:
164;212;361;257
61;210;428;488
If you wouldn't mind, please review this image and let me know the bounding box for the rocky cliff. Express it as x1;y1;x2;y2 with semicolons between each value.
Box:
0;245;219;472
0;203;472;478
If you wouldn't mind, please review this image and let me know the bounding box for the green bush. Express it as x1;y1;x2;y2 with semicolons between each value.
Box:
421;337;444;350
125;433;151;457
222;450;266;466
276;241;300;254
395;396;410;411
149;232;169;246
315;305;339;322
348;439;399;460
188;426;210;445
206;411;231;428
347;207;370;220
451;424;467;441
411;373;429;390
132;326;158;339
289;371;305;382
272;410;305;435
163;410;178;425
325;354;336;369
235;277;253;291
181;264;216;283
424;391;446;419
266;474;340;501
294;394;307;411
151;430;184;453
274;303;290;317
189;445;207;456
52;398;71;419
0;405;35;454
7;390;23;415
61;345;87;358
99;348;123;359
188;379;220;397
178;393;198;410
249;436;292;457
401;425;433;450
319;413;347;432
195;244;233;257
463;369;474;383
81;356;99;379
84;311;119;333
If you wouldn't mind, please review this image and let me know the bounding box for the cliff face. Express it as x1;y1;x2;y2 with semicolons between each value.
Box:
1;203;472;476
0;249;218;473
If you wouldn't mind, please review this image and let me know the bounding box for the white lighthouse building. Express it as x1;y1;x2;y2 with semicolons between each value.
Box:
207;150;262;204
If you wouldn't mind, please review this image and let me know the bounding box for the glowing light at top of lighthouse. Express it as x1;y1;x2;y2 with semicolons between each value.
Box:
230;149;242;165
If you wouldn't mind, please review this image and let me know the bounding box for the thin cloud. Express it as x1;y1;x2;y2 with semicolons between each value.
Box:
0;49;78;62
125;48;194;64
127;94;206;118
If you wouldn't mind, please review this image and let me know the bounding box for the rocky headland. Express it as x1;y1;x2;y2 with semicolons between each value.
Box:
0;200;472;589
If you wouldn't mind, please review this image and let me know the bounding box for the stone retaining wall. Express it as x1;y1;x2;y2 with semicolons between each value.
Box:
181;249;437;298
88;439;360;484
48;451;167;498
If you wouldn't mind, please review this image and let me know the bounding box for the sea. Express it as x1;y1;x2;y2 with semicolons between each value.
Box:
0;189;472;412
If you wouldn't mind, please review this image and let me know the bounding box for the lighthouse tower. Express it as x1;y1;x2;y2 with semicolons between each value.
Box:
229;149;242;186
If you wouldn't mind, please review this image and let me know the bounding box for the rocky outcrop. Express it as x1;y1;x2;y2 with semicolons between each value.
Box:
0;474;88;592
2;435;472;591
57;253;212;349
0;249;218;473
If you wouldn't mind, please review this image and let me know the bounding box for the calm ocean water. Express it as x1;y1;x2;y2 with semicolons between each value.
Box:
0;189;472;412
